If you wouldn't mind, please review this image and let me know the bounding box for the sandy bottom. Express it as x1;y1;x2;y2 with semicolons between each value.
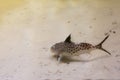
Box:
0;1;120;80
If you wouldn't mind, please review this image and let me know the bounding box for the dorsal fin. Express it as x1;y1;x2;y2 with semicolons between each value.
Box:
64;34;71;43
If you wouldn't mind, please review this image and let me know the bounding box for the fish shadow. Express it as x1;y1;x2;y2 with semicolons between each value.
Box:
60;55;111;64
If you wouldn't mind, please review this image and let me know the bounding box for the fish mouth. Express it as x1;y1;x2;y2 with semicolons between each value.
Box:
50;46;55;52
50;47;56;54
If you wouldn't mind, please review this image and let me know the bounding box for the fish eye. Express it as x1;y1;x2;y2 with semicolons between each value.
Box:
51;45;55;49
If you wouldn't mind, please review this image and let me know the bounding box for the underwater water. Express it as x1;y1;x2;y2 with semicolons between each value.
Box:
0;0;120;80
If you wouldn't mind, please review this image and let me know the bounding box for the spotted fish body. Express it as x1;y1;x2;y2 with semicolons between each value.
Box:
51;34;111;62
52;42;94;56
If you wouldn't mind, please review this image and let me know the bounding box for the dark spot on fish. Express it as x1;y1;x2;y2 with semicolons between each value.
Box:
75;47;78;51
81;47;84;50
72;51;75;53
86;47;90;50
81;44;85;47
70;49;73;52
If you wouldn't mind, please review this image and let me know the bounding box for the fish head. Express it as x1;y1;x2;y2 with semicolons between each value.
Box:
51;42;65;55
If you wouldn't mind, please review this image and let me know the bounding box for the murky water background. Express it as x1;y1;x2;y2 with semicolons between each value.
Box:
0;0;120;80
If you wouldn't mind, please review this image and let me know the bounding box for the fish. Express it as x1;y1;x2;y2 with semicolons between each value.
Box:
51;34;111;63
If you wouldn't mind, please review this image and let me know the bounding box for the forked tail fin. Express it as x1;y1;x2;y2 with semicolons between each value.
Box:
95;35;111;55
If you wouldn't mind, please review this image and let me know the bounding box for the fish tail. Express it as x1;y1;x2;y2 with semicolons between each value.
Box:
95;35;111;55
